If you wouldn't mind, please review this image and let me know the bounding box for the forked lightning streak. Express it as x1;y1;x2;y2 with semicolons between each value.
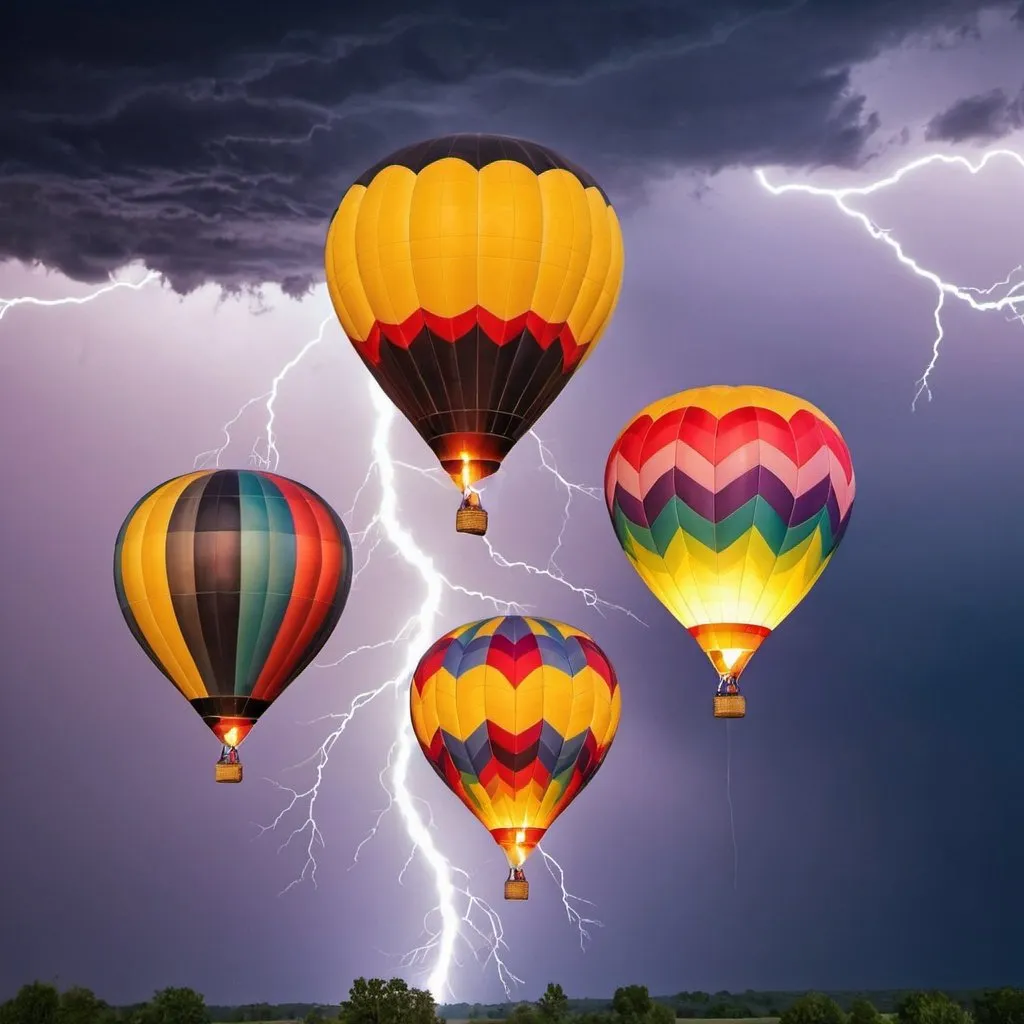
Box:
203;310;640;999
0;270;634;1000
756;148;1024;408
0;270;159;321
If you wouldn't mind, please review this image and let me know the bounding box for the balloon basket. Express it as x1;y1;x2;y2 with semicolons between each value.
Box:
713;694;746;719
504;879;529;901
215;762;244;784
456;507;488;536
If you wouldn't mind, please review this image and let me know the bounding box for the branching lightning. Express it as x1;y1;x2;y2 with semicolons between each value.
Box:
0;270;159;321
9;135;1023;1006
0;264;635;999
204;306;642;1000
756;148;1024;408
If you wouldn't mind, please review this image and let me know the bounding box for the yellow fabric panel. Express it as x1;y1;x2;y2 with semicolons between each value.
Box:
476;161;544;319
353;164;417;327
625;526;832;631
325;158;624;347
572;197;623;366
473;617;503;638
529;170;593;324
324;185;374;343
409;678;438;745
118;474;206;700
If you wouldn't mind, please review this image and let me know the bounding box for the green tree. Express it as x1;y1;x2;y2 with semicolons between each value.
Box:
339;978;441;1024
507;1005;540;1024
134;987;210;1024
896;993;975;1024
649;1003;676;1024
849;998;881;1024
537;984;569;1024
0;982;61;1024
613;985;653;1024
920;1003;973;1024
975;989;1024;1024
57;986;115;1024
779;992;846;1024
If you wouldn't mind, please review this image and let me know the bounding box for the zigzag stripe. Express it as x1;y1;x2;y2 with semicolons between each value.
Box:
607;437;854;515
614;405;852;471
611;489;851;559
423;719;603;792
611;460;850;534
617;464;845;530
358;308;588;369
419;726;607;812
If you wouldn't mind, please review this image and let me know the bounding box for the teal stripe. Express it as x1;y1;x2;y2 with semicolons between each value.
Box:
533;617;563;640
780;507;836;556
235;472;296;696
459;620;489;645
614;497;837;560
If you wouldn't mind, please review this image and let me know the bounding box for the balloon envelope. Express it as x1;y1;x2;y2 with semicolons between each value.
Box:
605;385;855;683
113;469;353;751
410;615;621;867
324;133;625;493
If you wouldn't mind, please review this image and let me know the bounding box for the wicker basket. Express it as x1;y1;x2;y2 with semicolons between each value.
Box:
503;879;529;901
713;694;746;719
215;762;244;783
456;507;488;536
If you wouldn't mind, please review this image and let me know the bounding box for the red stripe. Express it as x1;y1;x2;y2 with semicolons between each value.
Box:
250;479;341;700
688;623;771;639
613;404;847;473
356;307;587;369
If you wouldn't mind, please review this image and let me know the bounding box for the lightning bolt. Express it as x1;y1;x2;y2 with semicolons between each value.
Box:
0;263;633;998
0;269;159;321
755;148;1024;408
204;304;640;1000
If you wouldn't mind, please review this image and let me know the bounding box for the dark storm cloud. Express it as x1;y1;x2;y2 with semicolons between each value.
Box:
924;84;1024;141
0;0;1017;293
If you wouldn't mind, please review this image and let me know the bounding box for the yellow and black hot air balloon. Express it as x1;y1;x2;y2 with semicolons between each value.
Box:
325;133;625;536
113;469;353;782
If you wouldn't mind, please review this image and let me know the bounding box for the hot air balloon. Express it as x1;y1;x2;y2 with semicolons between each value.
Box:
605;385;855;719
325;133;625;537
113;469;353;783
410;615;620;900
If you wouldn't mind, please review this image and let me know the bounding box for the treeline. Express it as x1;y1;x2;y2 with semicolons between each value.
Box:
4;979;1023;1024
0;977;441;1024
461;985;1024;1024
448;988;1024;1022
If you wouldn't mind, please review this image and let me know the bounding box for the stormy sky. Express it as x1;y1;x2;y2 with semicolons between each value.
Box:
1;0;1023;1010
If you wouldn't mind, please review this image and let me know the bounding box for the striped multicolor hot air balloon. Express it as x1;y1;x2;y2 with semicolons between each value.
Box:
605;385;855;719
113;469;353;783
410;615;620;901
324;133;625;537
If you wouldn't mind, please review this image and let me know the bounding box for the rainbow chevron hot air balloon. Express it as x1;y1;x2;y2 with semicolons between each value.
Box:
324;133;624;537
114;469;353;782
409;615;620;901
604;385;855;719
